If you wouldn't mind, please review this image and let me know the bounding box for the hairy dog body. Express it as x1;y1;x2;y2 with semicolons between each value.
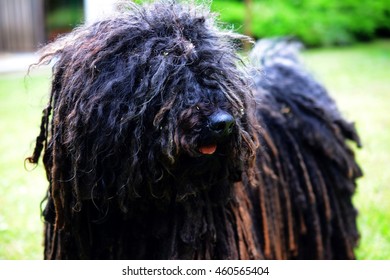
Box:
28;1;362;259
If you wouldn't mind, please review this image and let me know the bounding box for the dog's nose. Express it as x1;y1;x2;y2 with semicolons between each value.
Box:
208;110;235;137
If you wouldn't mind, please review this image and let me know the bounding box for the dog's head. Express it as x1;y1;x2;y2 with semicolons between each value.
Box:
33;1;259;206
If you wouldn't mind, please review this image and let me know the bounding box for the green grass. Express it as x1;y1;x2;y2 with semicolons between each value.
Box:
0;71;50;259
0;41;389;259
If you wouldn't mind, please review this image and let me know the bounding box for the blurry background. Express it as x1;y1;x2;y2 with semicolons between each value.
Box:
1;0;390;52
0;0;389;259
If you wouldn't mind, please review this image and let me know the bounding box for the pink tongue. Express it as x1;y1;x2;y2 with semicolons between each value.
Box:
199;144;217;155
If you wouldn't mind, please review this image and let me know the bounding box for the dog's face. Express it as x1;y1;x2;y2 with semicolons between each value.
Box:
176;89;237;157
143;68;254;200
139;58;251;190
151;73;245;158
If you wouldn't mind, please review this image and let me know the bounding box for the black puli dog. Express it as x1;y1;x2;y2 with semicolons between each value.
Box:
28;1;362;259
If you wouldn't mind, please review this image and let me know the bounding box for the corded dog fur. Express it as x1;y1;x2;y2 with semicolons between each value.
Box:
28;1;362;259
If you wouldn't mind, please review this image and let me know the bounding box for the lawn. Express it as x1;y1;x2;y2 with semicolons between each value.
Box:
0;70;50;259
0;40;389;259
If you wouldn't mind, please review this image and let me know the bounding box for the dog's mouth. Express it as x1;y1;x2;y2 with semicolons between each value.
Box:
199;144;218;155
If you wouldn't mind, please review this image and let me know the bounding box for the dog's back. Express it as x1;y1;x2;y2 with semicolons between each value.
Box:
248;39;362;259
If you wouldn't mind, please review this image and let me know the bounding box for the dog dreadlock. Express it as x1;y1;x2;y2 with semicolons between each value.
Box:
28;1;362;259
249;39;362;259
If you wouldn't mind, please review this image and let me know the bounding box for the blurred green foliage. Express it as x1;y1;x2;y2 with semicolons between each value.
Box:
46;6;84;30
211;0;390;47
45;0;84;40
43;0;390;47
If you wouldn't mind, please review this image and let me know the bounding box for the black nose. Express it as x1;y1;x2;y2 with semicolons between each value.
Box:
208;110;235;137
